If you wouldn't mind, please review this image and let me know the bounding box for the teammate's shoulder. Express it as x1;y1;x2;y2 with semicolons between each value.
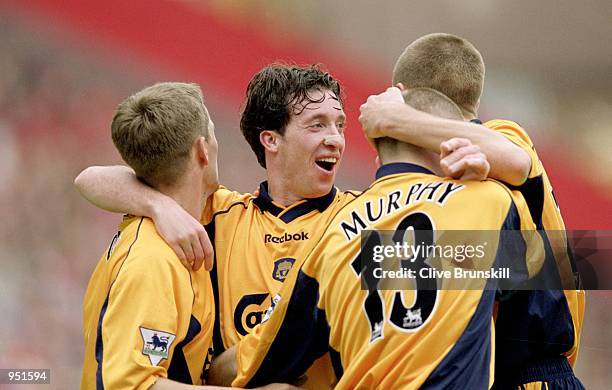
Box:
123;218;183;269
99;217;189;292
450;179;526;230
336;188;361;203
338;188;361;197
484;119;523;130
454;178;514;205
132;217;176;259
484;119;534;145
205;185;254;222
212;185;253;206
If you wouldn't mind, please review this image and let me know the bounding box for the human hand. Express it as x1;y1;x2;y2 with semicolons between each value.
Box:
359;87;406;143
151;197;214;271
440;138;490;181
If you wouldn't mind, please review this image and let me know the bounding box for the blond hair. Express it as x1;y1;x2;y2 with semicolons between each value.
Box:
392;33;484;115
111;82;209;187
402;87;464;120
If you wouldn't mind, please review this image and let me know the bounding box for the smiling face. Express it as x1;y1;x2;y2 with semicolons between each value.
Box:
273;88;346;200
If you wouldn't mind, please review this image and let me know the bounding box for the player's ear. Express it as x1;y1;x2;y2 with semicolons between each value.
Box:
195;136;209;166
260;130;280;153
395;82;406;91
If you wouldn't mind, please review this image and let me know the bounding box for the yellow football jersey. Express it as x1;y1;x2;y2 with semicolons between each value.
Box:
81;217;214;389
233;163;543;389
486;119;585;384
202;182;358;389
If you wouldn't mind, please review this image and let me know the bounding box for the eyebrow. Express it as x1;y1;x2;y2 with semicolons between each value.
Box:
303;112;346;122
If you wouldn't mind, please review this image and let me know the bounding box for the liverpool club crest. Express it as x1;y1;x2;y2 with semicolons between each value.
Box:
272;258;295;282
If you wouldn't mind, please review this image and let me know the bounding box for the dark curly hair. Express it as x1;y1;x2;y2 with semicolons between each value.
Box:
240;63;344;168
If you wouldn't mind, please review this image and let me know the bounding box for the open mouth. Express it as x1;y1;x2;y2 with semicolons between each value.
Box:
315;157;338;172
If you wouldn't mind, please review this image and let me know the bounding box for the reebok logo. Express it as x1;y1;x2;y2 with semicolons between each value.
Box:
264;232;309;244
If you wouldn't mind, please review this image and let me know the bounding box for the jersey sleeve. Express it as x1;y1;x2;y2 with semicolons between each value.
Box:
232;249;330;388
200;186;252;224
485;119;542;180
98;251;192;389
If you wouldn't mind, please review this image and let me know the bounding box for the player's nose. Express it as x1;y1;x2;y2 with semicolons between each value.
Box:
323;135;343;150
323;134;344;149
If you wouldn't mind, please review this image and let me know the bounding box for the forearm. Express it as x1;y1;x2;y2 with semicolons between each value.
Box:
384;108;530;185
74;165;171;217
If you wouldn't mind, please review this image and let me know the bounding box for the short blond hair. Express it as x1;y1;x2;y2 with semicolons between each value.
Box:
111;82;209;187
402;87;464;120
392;33;484;115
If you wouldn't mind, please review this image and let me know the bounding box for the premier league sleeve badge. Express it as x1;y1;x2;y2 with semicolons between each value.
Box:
139;327;176;366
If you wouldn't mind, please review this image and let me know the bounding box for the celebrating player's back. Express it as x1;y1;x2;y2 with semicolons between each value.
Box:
213;88;543;389
81;83;218;389
364;33;585;388
82;217;215;388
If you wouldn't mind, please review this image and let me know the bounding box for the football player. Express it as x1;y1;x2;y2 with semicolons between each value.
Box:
359;33;585;389
81;82;218;389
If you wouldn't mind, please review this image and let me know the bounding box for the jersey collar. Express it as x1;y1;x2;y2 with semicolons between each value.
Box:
375;162;435;180
253;181;338;223
470;118;483;124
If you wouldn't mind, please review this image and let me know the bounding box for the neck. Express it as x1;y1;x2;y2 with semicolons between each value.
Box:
266;172;302;207
379;147;442;177
461;107;477;121
157;171;209;220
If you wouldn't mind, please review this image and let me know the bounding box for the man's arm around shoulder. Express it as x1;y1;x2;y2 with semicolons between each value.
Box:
74;165;212;270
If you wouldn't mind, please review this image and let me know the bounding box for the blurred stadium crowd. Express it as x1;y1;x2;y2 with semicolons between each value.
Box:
0;14;144;386
0;1;610;388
